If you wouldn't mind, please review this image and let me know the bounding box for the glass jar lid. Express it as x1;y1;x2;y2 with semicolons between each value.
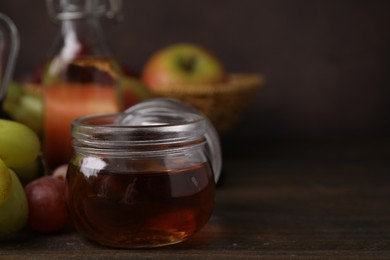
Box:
119;98;222;183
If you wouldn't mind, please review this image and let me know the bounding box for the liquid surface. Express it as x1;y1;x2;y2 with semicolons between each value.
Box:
67;161;215;248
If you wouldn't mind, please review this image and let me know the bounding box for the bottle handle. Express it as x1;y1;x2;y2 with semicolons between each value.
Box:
0;13;19;101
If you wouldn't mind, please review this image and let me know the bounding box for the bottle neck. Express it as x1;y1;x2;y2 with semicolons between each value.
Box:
52;17;110;60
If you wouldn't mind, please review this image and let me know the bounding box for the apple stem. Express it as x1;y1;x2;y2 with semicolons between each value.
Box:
179;56;197;73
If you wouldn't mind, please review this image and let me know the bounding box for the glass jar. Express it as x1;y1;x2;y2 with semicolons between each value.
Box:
66;107;216;248
42;0;123;170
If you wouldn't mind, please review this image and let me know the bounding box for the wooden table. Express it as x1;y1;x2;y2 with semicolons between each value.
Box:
1;140;390;259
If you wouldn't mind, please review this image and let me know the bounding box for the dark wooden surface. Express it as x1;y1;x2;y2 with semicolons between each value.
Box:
1;140;390;259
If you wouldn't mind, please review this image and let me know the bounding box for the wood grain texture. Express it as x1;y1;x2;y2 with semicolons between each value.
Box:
1;141;390;259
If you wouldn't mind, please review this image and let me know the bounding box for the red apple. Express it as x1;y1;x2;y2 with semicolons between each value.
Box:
141;43;226;89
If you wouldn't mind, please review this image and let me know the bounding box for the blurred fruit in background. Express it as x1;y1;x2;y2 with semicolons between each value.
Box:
0;117;72;235
0;119;41;168
0;119;41;235
2;75;150;137
25;175;69;233
142;43;226;89
0;163;29;235
141;43;264;134
2;82;43;136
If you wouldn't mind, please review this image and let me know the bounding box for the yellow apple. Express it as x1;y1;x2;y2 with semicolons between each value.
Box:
141;43;226;89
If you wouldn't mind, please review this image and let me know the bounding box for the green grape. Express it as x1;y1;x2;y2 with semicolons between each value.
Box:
0;119;41;168
0;159;29;234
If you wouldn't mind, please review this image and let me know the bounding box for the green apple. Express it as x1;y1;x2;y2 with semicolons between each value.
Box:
0;159;29;234
0;119;41;168
141;43;226;89
2;82;43;136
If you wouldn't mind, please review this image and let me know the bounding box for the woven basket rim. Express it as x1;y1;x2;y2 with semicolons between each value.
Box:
150;73;265;95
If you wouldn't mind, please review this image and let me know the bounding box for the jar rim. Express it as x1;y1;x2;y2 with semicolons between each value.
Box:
72;110;207;148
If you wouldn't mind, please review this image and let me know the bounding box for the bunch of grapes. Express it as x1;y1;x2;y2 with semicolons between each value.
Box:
0;119;68;234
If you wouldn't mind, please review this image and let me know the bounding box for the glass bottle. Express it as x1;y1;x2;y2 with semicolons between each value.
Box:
67;104;217;248
42;0;123;170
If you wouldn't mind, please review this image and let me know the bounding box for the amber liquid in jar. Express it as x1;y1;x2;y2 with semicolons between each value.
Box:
67;161;215;248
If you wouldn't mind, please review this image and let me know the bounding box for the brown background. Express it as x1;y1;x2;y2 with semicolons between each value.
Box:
1;0;390;145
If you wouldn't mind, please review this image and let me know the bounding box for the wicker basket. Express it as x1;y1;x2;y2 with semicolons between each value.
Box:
149;73;265;134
